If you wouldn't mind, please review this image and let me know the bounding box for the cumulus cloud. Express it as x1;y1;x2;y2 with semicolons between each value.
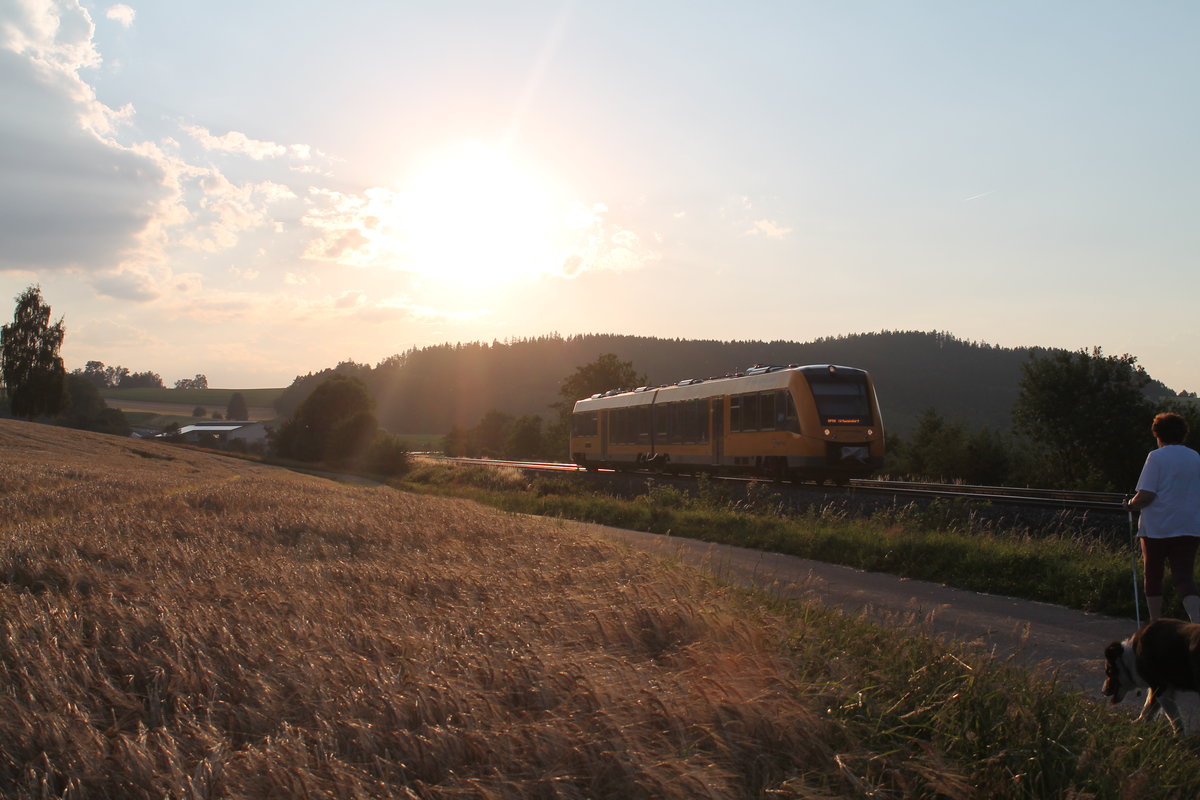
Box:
182;123;325;165
105;4;134;28
556;201;659;277
300;187;406;268
0;28;165;272
183;124;288;160
745;219;793;239
723;195;793;240
90;265;168;302
179;173;297;252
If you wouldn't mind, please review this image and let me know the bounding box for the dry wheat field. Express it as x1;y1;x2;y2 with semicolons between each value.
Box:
0;419;853;798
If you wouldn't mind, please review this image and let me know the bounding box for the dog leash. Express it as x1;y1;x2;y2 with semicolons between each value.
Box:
1127;497;1142;629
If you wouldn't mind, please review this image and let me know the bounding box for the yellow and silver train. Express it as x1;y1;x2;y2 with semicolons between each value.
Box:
569;364;883;483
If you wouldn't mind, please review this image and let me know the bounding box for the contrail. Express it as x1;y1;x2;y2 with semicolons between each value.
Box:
963;191;994;202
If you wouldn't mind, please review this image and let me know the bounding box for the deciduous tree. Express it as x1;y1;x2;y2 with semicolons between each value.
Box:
557;353;646;408
272;374;377;463
547;353;646;457
1;286;66;419
226;392;249;420
1013;347;1154;490
60;374;130;436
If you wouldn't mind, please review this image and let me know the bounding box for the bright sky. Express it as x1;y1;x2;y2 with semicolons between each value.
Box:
2;1;1197;391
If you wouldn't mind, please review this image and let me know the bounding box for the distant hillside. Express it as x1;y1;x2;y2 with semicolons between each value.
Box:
276;332;1176;437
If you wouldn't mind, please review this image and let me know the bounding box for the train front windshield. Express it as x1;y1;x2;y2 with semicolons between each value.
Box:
805;371;873;426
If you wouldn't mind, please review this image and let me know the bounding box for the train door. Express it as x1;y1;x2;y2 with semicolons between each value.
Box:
711;397;723;465
599;410;608;461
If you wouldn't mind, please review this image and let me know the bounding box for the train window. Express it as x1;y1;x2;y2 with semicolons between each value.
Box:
759;393;776;430
690;399;707;443
782;391;800;432
658;402;681;444
807;374;873;426
572;412;599;437
611;408;634;444
745;394;760;430
729;395;742;432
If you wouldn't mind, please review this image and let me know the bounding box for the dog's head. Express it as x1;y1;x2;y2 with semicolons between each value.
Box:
1103;641;1133;704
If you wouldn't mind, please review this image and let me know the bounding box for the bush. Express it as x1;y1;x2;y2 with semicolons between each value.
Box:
366;433;411;476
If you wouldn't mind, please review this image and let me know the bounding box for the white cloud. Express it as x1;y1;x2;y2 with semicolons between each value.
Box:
182;124;287;160
555;202;659;277
182;124;327;167
229;265;260;282
3;0;102;76
89;264;167;301
105;4;134;28
0;4;166;273
177;173;297;252
300;186;406;268
745;219;793;239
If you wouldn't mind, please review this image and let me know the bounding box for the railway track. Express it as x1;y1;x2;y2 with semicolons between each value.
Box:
848;479;1125;513
432;457;1129;514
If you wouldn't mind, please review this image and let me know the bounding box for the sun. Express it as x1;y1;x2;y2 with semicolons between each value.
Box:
397;143;564;286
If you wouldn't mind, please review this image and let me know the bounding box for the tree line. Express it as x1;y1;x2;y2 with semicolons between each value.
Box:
439;348;1194;493
6;286;1195;491
274;331;1184;439
0;286;220;436
885;348;1200;490
72;361;210;391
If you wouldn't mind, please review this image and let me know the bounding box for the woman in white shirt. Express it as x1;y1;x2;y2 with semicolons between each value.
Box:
1126;412;1200;622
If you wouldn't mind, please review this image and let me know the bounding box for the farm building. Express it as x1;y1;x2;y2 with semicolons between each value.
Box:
164;420;269;449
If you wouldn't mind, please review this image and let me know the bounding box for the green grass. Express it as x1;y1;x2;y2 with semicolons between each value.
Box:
120;410;197;428
390;433;443;450
101;387;284;406
395;461;1146;618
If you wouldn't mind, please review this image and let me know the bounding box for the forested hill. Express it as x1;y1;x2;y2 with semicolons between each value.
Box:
275;332;1175;437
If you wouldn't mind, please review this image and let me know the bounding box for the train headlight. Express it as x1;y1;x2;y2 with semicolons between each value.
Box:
867;429;874;437
823;428;831;436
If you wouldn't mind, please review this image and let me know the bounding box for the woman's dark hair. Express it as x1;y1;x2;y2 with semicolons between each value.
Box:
1152;412;1189;444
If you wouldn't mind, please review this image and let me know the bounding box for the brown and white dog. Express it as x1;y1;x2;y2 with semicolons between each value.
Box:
1103;618;1200;735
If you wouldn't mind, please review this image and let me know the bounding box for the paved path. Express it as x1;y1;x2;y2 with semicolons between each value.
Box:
576;523;1139;697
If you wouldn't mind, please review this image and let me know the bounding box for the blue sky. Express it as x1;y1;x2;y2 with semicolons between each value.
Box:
1;1;1197;391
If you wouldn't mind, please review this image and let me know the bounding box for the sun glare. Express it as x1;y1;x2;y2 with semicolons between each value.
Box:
398;143;564;286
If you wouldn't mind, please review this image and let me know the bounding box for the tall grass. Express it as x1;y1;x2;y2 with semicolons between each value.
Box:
397;461;1141;617
768;597;1200;798
0;421;843;797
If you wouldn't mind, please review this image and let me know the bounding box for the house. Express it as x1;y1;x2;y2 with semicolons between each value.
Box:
164;420;269;449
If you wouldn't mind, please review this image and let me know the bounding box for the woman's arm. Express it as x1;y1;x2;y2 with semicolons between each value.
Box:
1126;489;1157;510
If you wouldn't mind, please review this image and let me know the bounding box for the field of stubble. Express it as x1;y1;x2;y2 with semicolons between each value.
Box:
0;419;849;798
